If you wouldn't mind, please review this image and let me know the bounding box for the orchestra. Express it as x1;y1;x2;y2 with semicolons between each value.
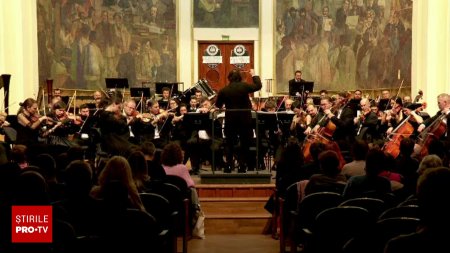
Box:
3;85;449;175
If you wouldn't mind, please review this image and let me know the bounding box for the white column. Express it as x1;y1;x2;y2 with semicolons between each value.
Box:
414;0;450;115
0;0;38;113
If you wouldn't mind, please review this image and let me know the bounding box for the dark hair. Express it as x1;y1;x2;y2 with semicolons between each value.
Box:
352;140;369;160
52;100;67;110
399;137;414;156
365;148;385;176
310;142;327;162
141;141;156;156
227;69;242;83
318;150;341;176
79;103;89;110
161;142;183;166
64;160;93;196
417;167;450;228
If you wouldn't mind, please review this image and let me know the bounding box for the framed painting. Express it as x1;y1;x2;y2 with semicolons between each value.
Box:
37;0;177;90
275;0;412;94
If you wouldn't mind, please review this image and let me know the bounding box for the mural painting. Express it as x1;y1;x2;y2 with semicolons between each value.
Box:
37;0;177;90
194;0;259;28
275;0;412;94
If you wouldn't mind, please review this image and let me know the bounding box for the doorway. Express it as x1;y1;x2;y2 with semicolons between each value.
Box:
198;41;254;92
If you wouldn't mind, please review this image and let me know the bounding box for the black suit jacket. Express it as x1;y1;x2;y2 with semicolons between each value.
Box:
215;76;262;128
330;106;356;142
288;78;306;97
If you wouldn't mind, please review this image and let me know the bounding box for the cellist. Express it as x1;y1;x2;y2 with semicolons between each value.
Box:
417;93;450;135
415;93;450;157
325;92;356;150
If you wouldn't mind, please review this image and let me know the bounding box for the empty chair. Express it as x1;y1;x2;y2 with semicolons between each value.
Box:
359;190;399;208
278;182;299;253
146;182;189;253
339;197;386;221
378;205;420;220
291;191;343;253
102;208;163;253
140;192;178;253
345;217;420;253
397;196;419;207
307;206;371;253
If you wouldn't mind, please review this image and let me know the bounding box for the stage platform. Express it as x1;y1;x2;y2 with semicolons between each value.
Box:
199;170;273;184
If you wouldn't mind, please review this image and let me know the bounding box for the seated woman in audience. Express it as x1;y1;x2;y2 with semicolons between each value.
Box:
90;156;145;211
161;142;195;188
304;150;347;196
127;150;150;192
275;137;305;196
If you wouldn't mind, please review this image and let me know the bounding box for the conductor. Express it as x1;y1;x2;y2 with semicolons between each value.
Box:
215;69;262;173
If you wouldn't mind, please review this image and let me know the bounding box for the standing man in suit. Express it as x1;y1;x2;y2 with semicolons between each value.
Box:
216;69;262;173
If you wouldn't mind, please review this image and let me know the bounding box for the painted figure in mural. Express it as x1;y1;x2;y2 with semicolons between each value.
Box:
95;11;118;78
138;40;161;82
276;36;296;93
198;0;220;27
83;31;104;90
117;41;140;88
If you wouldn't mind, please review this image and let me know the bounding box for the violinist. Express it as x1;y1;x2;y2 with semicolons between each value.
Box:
44;100;78;148
16;98;49;146
171;104;190;151
354;98;379;142
123;99;140;144
290;101;308;142
96;90;134;156
282;98;295;113
146;99;172;148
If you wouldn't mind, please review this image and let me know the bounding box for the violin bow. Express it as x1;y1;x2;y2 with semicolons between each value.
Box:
388;79;404;111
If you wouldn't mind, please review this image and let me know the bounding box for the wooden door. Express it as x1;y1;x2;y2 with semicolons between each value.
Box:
198;41;254;92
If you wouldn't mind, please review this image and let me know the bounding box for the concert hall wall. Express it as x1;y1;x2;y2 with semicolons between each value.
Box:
36;0;177;90
275;0;413;94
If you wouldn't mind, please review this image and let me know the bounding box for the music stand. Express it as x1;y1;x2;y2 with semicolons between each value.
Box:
105;78;129;89
289;81;314;107
183;112;211;131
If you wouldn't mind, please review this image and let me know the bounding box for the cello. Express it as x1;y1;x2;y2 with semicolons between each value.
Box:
382;115;414;158
414;113;447;160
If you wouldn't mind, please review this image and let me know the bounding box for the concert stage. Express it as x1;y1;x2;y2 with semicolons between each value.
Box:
199;170;272;184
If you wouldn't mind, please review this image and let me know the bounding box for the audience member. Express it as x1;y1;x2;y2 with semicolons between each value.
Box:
385;167;450;253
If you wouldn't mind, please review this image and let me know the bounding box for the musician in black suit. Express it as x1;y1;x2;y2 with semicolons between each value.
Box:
325;92;356;150
215;69;262;173
417;93;450;146
288;70;306;96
